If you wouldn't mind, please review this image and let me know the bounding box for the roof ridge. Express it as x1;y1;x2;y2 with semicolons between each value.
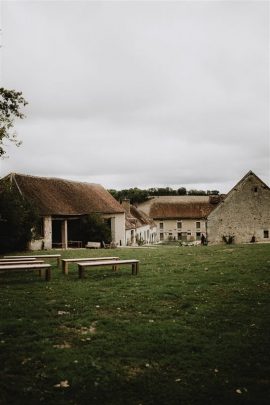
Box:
8;172;101;187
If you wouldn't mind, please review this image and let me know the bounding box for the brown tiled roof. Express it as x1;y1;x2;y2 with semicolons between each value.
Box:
4;173;124;216
149;202;214;219
139;196;221;219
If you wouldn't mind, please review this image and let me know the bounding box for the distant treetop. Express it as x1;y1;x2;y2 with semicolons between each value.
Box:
108;187;219;204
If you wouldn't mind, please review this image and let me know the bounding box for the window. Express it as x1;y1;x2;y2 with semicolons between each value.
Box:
196;221;200;229
177;221;182;229
253;186;258;193
181;232;187;241
264;230;269;239
159;222;164;230
160;232;164;241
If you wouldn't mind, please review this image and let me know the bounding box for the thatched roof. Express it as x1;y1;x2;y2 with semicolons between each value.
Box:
2;173;124;216
138;195;221;219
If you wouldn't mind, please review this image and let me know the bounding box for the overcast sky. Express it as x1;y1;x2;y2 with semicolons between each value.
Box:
0;0;269;193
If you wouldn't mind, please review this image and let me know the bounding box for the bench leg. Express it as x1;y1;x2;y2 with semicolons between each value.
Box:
57;257;61;269
132;263;139;275
78;266;84;279
45;268;51;281
62;261;68;275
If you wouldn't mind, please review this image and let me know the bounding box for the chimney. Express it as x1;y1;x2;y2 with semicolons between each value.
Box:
122;198;131;214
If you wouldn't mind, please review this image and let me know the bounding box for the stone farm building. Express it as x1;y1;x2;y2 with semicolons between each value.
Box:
137;195;222;243
207;171;270;244
1;173;126;249
121;199;157;245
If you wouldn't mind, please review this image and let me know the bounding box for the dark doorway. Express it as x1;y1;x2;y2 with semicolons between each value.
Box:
52;220;62;247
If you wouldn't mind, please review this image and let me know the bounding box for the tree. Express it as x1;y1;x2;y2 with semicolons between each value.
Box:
0;87;28;157
0;183;39;253
177;187;187;195
80;213;111;245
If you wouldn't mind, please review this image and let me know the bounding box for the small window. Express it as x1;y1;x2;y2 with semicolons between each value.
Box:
177;221;182;229
253;186;258;193
264;230;269;239
160;232;164;241
159;222;164;230
196;221;200;229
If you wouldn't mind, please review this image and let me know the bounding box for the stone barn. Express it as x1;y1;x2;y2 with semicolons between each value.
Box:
207;171;270;244
1;173;126;250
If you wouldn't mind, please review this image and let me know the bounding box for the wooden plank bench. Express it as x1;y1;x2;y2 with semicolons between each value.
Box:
78;259;139;279
85;242;101;249
62;256;120;275
0;257;37;262
4;254;61;268
0;263;52;281
0;260;45;266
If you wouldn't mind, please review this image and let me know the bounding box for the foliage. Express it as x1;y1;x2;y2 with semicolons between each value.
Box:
0;183;39;252
109;186;220;204
80;213;111;244
222;234;235;244
0;244;269;404
0;87;28;157
135;234;145;245
108;187;149;204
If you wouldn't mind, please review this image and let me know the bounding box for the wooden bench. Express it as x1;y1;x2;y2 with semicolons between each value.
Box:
78;259;139;279
4;254;61;268
102;241;118;249
0;263;52;281
68;240;82;248
62;256;120;275
85;242;101;249
0;260;44;266
0;257;37;262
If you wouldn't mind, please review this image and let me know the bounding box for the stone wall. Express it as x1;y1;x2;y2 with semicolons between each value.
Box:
207;173;270;244
157;218;207;241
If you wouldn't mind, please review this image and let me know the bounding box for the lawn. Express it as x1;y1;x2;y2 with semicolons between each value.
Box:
0;244;269;405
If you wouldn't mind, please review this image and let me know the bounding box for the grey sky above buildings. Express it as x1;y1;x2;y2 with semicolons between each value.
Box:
0;0;269;193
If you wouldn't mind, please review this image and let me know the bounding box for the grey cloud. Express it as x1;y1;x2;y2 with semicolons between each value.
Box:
1;0;269;192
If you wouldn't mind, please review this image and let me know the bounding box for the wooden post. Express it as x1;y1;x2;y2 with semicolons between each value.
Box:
45;267;51;281
61;220;68;249
132;262;139;275
78;265;84;279
62;260;68;275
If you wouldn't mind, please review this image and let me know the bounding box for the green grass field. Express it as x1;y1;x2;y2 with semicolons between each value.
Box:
0;244;269;405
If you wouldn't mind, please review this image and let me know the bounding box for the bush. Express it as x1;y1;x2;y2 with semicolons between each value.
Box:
0;184;39;253
80;214;111;245
222;235;235;245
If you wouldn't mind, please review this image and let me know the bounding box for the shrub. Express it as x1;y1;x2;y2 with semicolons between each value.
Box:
80;214;111;245
222;234;235;244
0;184;39;253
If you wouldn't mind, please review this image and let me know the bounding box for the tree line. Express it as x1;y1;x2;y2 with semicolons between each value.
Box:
108;187;220;205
